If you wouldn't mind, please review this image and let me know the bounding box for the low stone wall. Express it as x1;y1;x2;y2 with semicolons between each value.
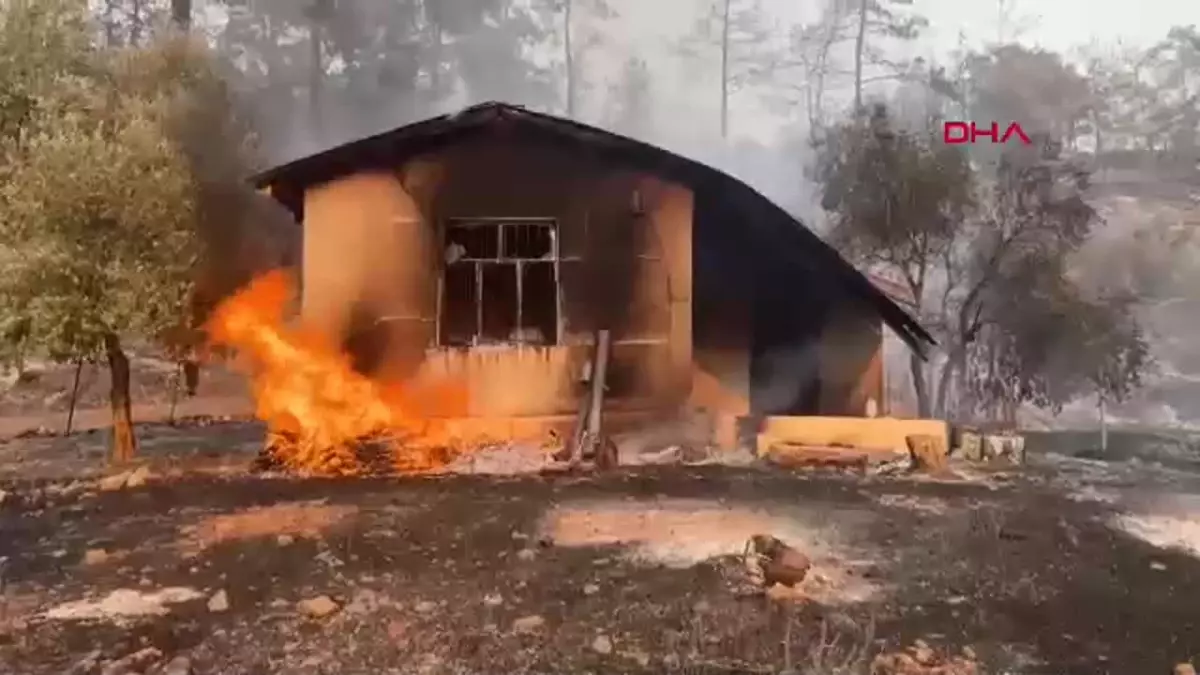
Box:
958;430;1026;464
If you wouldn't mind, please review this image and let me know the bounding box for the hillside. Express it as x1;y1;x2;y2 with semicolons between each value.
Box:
1056;166;1200;427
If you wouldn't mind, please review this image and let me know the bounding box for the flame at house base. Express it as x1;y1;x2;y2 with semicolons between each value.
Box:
205;269;469;476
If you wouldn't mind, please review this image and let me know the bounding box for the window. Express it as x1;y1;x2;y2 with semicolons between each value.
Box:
438;218;561;347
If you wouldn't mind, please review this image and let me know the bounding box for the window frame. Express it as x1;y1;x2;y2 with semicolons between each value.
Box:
435;217;565;347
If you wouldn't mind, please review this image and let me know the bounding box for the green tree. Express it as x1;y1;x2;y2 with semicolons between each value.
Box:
814;103;1149;420
0;0;232;461
967;258;1150;422
814;103;973;414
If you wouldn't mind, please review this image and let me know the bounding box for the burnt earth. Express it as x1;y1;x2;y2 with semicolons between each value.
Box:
0;436;1198;674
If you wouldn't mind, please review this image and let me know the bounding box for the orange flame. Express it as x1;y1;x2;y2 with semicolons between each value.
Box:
205;270;466;475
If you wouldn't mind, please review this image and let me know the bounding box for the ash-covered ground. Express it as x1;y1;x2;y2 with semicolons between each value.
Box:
1;420;1199;675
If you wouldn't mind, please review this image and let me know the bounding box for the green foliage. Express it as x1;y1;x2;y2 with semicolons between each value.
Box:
0;0;223;367
814;103;974;285
813;101;1151;418
969;256;1151;414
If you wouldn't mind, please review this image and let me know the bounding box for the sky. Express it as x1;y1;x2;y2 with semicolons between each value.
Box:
194;0;1194;168
610;0;1194;144
909;0;1189;56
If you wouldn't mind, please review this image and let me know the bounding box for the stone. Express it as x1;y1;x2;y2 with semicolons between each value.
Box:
582;583;600;596
1175;664;1196;675
99;647;162;675
624;648;651;667
482;593;503;607
765;583;804;602
591;635;613;655
159;656;192;675
516;548;537;562
911;639;935;664
276;534;294;546
906;435;949;473
959;431;984;461
983;434;1026;464
746;535;811;587
207;590;229;613
346;589;381;615
512;614;545;633
98;472;132;492
83;549;109;566
415;600;437;613
297;595;340;618
124;466;152;488
65;650;103;675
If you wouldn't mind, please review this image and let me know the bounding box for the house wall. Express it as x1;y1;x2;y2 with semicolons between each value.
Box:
279;135;903;444
301;171;436;382
294;136;695;420
816;307;885;416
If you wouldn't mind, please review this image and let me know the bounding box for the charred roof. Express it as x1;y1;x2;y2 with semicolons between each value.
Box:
250;101;934;355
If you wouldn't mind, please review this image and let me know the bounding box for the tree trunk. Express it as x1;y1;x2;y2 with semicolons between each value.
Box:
1098;394;1108;452
183;358;200;396
65;359;83;435
103;0;120;46
719;0;730;139
852;0;868;112
104;333;137;464
564;0;576;117
309;17;323;134
429;27;444;100
932;347;964;419
130;0;144;46
171;0;191;31
908;351;929;417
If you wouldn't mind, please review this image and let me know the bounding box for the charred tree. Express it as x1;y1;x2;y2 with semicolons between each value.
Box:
104;333;137;463
171;0;191;31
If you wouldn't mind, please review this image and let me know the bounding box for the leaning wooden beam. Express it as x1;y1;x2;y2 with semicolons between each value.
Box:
587;329;618;469
559;329;614;467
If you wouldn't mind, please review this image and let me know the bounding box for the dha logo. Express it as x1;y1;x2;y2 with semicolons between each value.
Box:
943;121;1032;145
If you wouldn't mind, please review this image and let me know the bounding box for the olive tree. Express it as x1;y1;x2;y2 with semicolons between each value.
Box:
0;0;221;461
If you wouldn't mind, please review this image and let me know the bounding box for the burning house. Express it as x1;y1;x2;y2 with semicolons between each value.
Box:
238;102;937;471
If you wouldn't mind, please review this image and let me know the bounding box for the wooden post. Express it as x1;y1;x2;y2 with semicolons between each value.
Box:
1099;394;1108;453
585;329;611;444
562;329;613;466
65;359;83;435
168;362;181;426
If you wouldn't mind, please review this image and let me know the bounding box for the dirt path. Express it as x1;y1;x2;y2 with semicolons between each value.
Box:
0;433;1197;674
0;395;251;439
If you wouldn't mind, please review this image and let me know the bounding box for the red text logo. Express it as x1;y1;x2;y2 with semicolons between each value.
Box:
943;121;1031;145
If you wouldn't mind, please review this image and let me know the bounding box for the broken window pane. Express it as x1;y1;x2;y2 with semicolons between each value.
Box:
439;220;561;347
480;263;518;343
503;222;554;259
441;262;477;346
520;262;557;345
445;223;499;259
